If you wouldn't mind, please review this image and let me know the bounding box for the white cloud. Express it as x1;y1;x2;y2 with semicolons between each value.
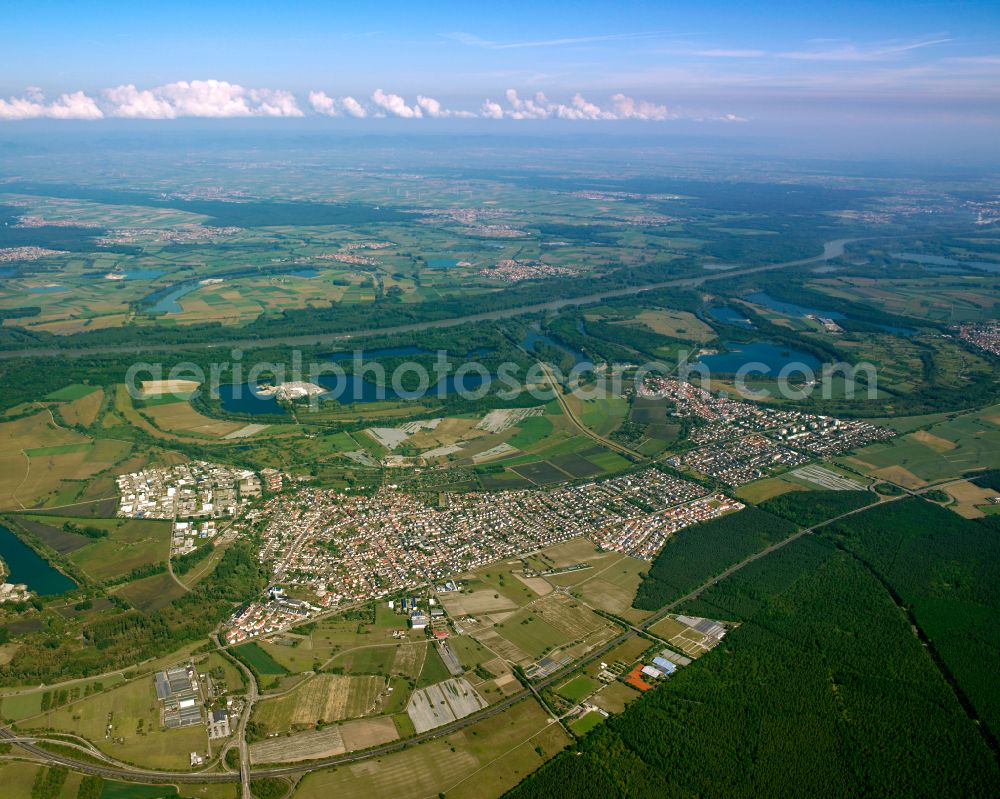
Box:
480;99;504;119
340;96;368;118
554;93;614;120
609;93;670;121
371;89;422;118
1;82;732;124
104;85;176;118
481;90;673;121
249;88;303;117
309;91;370;118
100;80;303;118
308;90;337;116
502;89;551;119
0;89;103;120
414;95;476;119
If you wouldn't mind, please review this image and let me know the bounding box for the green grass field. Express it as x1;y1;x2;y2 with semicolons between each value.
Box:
556;674;601;703
569;711;606;736
508;416;555;449
415;645;452;688
46;383;99;401
847;407;1000;483
233;642;289;675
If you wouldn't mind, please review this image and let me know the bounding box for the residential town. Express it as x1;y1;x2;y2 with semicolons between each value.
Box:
958;322;1000;357
224;467;719;642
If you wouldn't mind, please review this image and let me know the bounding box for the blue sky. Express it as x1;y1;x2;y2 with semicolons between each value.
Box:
2;1;999;127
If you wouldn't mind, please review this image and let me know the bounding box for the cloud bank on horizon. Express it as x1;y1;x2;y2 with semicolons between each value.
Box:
0;80;743;123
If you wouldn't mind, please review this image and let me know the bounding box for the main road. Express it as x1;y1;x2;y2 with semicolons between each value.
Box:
0;239;854;361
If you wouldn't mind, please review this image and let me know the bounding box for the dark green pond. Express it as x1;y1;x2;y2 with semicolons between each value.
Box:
0;524;76;595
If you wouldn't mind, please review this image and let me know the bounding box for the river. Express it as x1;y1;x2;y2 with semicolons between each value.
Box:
0;238;858;360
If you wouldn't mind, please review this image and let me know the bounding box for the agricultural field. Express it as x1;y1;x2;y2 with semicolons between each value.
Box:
569;710;606;735
252;673;387;732
843;404;1000;485
493;593;611;662
555;674;602;703
250;715;399;765
293;698;570;799
53;516;171;581
233;642;290;676
808;272;1000;324
0;410;130;509
114;571;187;611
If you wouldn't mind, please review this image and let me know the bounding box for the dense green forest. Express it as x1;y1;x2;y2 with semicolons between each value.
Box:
758;489;877;527
633;507;797;611
821;498;1000;742
508;535;1000;798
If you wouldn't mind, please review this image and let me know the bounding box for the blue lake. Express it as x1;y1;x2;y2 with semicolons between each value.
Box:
697;341;822;375
218;372;491;415
426;258;462;269
0;267;17;277
0;524;76;596
891;252;1000;274
744;291;914;336
287;268;319;278
744;291;845;320
148;282;202;314
708;306;754;329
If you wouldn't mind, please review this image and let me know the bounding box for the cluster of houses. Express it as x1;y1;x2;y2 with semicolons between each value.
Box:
224;588;320;645
249;468;711;613
590;494;745;559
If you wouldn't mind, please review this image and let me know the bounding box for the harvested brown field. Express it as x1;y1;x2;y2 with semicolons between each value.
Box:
60;389;104;427
254;674;387;732
339;716;399;751
530;593;605;639
912;430;957;452
512;573;552;596
944;479;998;518
469;628;530;666
249;716;398;764
438;589;518;616
144;402;242;438
870;465;927;489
